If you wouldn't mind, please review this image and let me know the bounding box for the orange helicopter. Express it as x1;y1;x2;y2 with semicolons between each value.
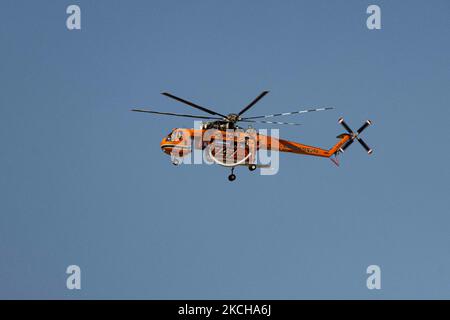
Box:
132;91;372;181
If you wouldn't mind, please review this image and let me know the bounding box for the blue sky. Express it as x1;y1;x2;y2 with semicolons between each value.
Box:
0;0;449;299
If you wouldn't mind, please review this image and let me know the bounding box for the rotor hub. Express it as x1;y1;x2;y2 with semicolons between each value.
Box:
226;113;240;122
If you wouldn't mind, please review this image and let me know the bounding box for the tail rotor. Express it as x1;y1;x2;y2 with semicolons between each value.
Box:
338;118;373;154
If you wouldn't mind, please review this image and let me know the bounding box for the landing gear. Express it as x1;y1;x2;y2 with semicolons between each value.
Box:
172;158;180;166
248;164;257;171
228;168;236;182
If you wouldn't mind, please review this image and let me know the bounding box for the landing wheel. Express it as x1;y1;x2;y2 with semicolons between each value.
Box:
172;158;180;166
249;164;257;171
228;174;236;182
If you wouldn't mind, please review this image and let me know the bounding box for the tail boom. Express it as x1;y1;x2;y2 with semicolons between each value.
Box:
276;134;351;158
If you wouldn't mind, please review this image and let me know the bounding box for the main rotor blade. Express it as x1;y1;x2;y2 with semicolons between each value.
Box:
162;92;227;118
242;107;334;120
237;91;269;116
241;120;301;126
131;109;222;120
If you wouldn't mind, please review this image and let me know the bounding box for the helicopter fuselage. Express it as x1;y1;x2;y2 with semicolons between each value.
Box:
160;127;351;159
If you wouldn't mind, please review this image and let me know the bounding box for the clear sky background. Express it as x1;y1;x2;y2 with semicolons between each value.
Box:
0;0;449;299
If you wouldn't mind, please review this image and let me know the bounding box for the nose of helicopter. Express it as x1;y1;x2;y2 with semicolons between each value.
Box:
160;137;174;155
160;138;191;155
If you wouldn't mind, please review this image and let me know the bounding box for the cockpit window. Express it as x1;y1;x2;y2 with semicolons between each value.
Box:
168;130;183;141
